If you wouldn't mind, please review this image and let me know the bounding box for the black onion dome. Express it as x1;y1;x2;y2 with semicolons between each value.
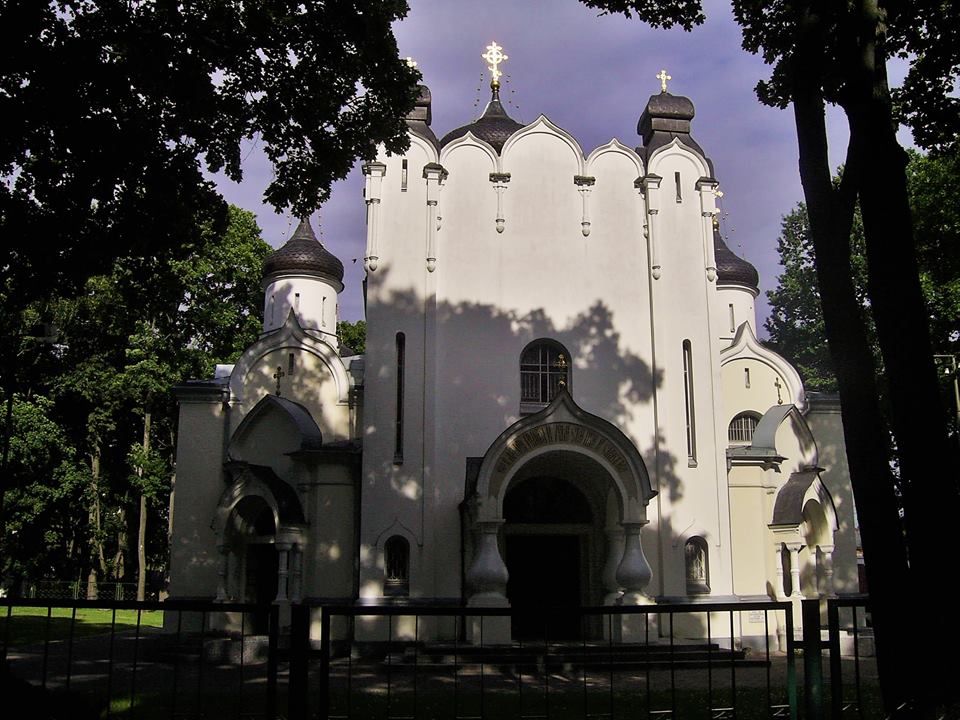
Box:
263;218;344;284
440;89;524;153
714;227;759;291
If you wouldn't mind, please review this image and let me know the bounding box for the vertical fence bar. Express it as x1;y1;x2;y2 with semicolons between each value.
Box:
41;605;52;690
387;613;394;718
238;610;246;720
266;605;279;720
170;610;182;720
65;605;77;693
707;610;714;715
764;610;772;719
802;599;824;720
785;606;798;720
289;603;309;720
197;610;207;719
608;611;614;720
828;601;842;720
479;614;485;720
130;608;142;720
669;611;676;720
852;606;863;719
730;609;737;718
318;608;331;720
2;604;11;663
414;614;419;719
582;612;588;719
105;607;117;719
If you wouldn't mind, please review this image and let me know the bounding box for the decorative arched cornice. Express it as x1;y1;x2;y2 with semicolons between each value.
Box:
439;131;502;173
645;136;711;178
228;310;352;405
500;115;586;175
474;388;654;524
585;138;645;178
721;322;807;412
213;462;306;540
228;394;323;459
406;130;440;165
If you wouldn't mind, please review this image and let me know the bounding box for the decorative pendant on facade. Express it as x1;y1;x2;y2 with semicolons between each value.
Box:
574;175;596;237
490;172;511;233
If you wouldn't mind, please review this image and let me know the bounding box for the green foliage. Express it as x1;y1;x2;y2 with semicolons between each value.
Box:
0;205;267;589
766;148;960;401
765;203;871;392
0;0;419;308
337;320;367;356
2;394;88;581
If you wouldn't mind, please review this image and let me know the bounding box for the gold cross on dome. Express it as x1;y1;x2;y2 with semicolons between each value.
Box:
656;69;672;93
482;41;509;88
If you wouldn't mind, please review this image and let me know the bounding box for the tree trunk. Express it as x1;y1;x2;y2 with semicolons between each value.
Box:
842;1;960;709
114;495;128;582
790;2;913;711
136;410;151;601
86;443;107;600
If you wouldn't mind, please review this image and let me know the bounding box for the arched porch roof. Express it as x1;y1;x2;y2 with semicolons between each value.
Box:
473;388;654;524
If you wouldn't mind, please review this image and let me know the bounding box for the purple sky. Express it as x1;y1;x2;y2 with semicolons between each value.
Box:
212;0;911;331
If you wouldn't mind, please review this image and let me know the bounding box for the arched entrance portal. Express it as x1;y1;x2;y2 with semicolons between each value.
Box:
229;496;278;632
465;389;656;642
503;455;609;639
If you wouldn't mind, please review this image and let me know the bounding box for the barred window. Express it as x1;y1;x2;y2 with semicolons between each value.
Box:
685;537;710;594
728;412;760;445
520;341;570;406
384;535;410;596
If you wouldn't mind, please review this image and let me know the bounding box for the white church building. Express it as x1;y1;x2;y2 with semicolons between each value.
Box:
168;47;859;642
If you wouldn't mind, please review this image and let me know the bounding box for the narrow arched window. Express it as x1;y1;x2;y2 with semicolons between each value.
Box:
728;412;760;445
395;332;405;463
384;535;410;596
682;340;697;464
685;537;710;594
520;340;570;408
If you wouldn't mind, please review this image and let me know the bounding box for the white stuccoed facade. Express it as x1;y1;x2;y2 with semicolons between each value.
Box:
167;57;859;645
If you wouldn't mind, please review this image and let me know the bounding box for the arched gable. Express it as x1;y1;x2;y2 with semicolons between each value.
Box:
500;115;586;175
406;131;440;165
770;470;838;535
439;131;502;173
721;321;807;412
645;136;711;178
228;310;352;405
228;394;323;460
474;388;654;524
586;138;645;178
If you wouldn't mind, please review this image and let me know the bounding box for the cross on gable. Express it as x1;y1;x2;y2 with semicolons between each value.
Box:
274;366;285;396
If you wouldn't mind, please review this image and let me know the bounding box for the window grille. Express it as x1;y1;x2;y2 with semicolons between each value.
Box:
728;412;760;444
520;341;570;404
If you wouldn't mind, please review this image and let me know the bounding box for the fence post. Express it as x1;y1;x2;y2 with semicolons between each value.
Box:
267;605;279;720
319;608;331;720
828;600;843;719
288;604;309;720
802;598;825;720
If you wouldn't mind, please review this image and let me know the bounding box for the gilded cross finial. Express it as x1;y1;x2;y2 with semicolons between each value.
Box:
656;69;672;93
482;41;508;90
274;366;285;396
774;377;783;405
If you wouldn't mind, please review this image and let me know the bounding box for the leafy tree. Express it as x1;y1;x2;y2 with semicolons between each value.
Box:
0;0;420;309
768;149;960;414
0;394;87;587
337;320;367;356
584;1;960;710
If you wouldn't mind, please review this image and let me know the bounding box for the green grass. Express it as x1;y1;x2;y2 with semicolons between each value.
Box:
0;607;163;646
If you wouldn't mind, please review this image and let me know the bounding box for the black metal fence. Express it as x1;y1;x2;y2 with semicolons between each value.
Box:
1;597;877;720
1;598;280;719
